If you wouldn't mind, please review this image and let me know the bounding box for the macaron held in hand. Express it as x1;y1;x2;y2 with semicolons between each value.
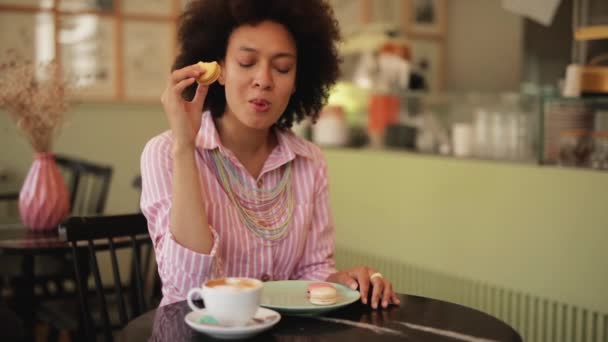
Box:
196;61;221;86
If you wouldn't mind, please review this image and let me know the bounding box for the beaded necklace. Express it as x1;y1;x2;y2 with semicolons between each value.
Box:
209;148;294;242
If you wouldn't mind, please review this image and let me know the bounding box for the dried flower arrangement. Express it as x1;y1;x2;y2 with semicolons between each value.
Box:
0;52;72;153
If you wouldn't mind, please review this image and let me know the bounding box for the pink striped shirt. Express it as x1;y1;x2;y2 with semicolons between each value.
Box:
140;112;336;306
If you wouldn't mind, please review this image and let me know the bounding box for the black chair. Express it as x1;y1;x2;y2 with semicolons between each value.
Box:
0;154;112;217
34;155;114;293
1;156;113;287
0;188;19;221
33;155;113;292
0;156;114;341
55;155;113;216
131;175;142;197
59;213;151;342
0;301;24;342
31;156;112;339
0;192;18;201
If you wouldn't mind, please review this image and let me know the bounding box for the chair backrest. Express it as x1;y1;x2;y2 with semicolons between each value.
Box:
59;213;150;342
55;155;113;215
131;175;142;212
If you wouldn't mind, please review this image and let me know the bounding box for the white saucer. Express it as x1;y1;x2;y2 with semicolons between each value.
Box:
184;307;281;340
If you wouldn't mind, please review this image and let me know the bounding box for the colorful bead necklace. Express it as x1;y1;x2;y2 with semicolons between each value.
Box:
209;148;294;242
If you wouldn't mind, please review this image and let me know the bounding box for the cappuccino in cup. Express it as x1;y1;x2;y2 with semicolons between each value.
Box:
205;278;260;290
187;277;263;327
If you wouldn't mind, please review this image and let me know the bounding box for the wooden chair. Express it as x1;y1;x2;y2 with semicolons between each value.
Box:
59;213;151;342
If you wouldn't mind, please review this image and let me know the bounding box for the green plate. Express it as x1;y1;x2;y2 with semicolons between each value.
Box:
260;280;361;316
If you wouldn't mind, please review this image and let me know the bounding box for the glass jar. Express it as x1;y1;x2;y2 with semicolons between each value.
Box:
590;131;608;170
558;129;593;167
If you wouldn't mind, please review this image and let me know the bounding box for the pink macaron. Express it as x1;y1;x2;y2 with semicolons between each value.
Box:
306;282;338;305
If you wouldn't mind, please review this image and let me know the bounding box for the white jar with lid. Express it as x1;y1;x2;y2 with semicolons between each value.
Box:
312;105;348;147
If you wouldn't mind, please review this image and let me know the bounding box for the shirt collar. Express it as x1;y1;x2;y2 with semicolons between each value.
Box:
195;111;315;160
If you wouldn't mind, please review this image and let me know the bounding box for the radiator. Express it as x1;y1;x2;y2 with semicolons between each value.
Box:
335;246;608;342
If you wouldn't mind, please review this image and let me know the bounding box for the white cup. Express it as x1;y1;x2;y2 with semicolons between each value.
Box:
452;123;474;157
187;277;263;327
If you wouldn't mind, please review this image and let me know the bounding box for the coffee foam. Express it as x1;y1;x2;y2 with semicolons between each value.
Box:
211;285;248;292
205;278;260;291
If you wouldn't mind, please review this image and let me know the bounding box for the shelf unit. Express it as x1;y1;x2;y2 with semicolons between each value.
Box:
575;24;608;41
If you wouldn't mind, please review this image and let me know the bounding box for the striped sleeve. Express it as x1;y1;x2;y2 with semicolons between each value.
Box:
292;151;337;281
140;133;220;296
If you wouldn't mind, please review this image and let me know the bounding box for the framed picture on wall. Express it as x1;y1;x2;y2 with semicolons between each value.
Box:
0;12;55;64
122;20;174;101
404;0;447;38
0;0;52;8
409;38;444;93
370;0;402;28
59;14;116;100
122;0;172;16
0;0;180;103
329;0;368;37
58;0;114;12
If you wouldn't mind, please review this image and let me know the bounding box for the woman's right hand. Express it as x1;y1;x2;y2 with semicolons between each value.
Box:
161;64;209;150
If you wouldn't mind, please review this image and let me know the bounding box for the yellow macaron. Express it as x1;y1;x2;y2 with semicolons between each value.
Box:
196;61;221;86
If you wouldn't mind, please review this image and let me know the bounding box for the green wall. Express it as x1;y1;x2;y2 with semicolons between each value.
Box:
1;103;166;213
326;149;608;313
2;104;607;313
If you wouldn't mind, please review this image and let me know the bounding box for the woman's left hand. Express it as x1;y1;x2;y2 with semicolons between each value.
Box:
326;266;400;309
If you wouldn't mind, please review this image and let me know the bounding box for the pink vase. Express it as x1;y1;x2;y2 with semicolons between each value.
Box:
19;153;70;231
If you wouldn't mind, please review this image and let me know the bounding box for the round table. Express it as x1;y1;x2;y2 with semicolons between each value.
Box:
120;294;522;341
0;225;75;255
0;225;80;341
0;224;149;341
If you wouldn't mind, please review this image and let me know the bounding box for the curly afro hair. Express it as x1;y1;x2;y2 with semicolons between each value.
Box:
174;0;341;129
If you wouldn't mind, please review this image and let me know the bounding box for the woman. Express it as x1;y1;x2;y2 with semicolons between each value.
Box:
141;0;400;309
